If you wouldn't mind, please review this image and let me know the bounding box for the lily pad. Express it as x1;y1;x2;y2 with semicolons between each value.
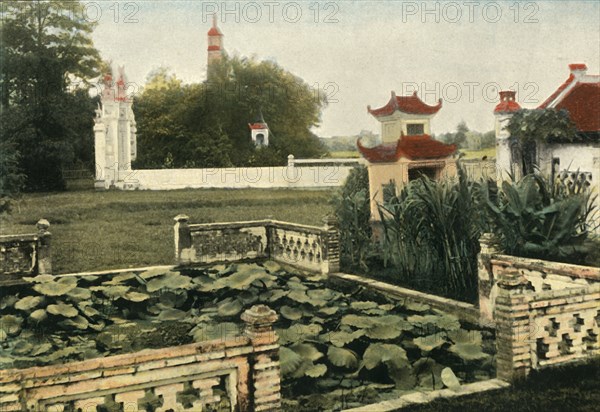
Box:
158;308;187;321
290;343;323;361
47;302;78;318
33;279;77;296
441;367;460;389
413;334;447;352
14;296;44;311
280;346;303;376
217;299;243;317
327;346;358;369
146;273;193;292
30;309;47;322
328;329;365;347
124;291;151;302
191;322;240;342
61;315;89;330
305;363;327;378
350;301;378;310
362;343;408;370
280;305;303;321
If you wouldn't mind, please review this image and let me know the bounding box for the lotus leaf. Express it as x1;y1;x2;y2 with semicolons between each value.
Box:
262;260;282;273
23;274;54;283
279;346;303;376
33;279;77;297
0;315;23;336
61;315;89;330
341;314;377;329
103;272;136;285
318;306;339;316
237;290;258;305
146;273;192;292
404;301;431;312
259;289;287;302
158;308;187;321
89;321;106;331
290;343;323;361
124;291;151;302
362;343;408;370
214;269;273;290
192;275;219;292
365;324;402;340
217;299;243;317
278;324;322;345
66;287;92;301
350;301;378;310
14;296;44;311
280;305;302;321
159;290;188;307
449;343;489;361
30;309;47;322
305;363;327;378
327;346;358;369
327;329;365;347
286;290;312;304
139;268;177;280
97;285;130;299
387;364;417;390
191;322;240;342
448;329;482;345
47;302;78;318
80;306;100;317
30;342;53;356
413;334;447;352
13;340;33;355
307;289;335;301
413;358;445;390
287;279;308;290
441;367;460;389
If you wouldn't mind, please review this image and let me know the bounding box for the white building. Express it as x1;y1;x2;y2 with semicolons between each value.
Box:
93;67;138;190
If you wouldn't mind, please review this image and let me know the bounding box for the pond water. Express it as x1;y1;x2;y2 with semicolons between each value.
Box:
0;261;496;411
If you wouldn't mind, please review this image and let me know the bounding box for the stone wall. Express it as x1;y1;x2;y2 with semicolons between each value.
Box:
0;219;52;285
174;216;340;274
0;304;281;412
477;235;600;381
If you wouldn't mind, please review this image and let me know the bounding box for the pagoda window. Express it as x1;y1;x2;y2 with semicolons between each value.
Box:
256;133;265;146
407;123;425;135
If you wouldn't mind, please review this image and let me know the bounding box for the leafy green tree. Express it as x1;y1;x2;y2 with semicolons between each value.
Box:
506;109;578;175
134;56;328;168
0;0;102;190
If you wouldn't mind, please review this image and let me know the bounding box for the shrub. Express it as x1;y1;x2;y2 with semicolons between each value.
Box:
332;166;373;272
378;168;482;302
480;174;598;264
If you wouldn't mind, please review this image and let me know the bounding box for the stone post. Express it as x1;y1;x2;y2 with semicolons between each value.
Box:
323;215;340;274
174;215;192;264
36;219;52;275
241;305;281;412
495;267;533;382
478;233;499;323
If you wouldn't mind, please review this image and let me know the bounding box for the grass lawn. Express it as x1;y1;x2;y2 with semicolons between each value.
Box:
327;150;360;158
406;359;600;411
0;189;335;274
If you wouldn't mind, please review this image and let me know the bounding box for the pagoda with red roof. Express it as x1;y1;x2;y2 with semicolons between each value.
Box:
207;15;224;79
359;91;457;226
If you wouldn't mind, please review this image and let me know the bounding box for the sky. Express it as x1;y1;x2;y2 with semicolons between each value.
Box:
91;0;600;137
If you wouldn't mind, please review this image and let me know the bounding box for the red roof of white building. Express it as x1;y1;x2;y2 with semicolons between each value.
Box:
208;15;223;37
538;63;600;133
357;135;456;162
249;123;268;130
368;91;442;118
494;90;521;114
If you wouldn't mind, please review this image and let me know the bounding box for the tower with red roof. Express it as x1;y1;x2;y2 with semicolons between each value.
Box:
207;14;224;78
493;90;522;180
359;91;457;229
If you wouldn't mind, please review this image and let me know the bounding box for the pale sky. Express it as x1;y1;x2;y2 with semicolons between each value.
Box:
91;0;600;137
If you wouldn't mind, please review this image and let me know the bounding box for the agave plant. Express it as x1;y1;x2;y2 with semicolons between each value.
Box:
480;173;597;263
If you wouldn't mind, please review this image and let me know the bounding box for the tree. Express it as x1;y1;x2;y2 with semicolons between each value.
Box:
506;109;578;175
133;56;328;168
453;120;469;148
0;1;102;190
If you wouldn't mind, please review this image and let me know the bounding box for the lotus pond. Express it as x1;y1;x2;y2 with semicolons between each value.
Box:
0;262;496;411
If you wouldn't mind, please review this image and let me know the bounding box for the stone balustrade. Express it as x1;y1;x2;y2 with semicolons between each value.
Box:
174;216;340;274
0;219;52;285
0;304;281;412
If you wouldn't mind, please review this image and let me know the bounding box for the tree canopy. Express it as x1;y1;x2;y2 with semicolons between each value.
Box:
0;0;102;191
133;56;328;169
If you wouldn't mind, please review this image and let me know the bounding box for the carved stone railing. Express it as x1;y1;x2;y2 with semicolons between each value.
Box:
0;305;281;412
0;219;52;285
477;234;600;381
174;216;340;274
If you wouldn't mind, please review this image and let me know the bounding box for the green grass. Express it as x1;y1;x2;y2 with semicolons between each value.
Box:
406;359;600;411
0;189;335;274
327;151;360;159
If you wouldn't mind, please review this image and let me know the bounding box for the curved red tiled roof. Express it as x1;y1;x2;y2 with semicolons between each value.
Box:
555;83;600;132
249;123;268;130
357;135;456;162
494;91;521;114
368;91;442;117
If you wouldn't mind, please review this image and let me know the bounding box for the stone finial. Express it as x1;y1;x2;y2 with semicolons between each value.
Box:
479;233;498;255
287;154;295;167
242;305;278;343
174;214;189;224
36;219;50;233
497;267;530;292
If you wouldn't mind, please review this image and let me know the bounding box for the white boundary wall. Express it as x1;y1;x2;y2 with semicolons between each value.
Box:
118;163;359;190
